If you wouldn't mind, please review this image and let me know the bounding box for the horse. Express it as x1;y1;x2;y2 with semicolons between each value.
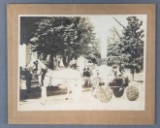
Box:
26;59;83;103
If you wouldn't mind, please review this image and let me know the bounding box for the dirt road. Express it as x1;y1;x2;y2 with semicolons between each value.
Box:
18;82;145;111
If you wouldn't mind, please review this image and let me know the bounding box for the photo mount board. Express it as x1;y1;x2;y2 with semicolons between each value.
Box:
7;4;155;124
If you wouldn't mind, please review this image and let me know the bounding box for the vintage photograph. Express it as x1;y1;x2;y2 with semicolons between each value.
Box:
18;15;147;111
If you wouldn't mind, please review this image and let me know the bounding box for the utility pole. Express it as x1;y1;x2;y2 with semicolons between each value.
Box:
113;17;127;30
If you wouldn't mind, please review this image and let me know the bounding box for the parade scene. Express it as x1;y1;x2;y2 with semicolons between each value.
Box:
18;15;146;111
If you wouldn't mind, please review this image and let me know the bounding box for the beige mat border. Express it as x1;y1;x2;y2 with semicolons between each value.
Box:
7;4;155;125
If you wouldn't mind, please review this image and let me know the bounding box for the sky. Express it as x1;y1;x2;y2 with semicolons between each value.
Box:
88;15;147;58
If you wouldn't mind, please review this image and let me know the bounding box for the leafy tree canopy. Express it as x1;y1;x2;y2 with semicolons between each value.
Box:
21;17;98;67
32;17;94;56
107;16;144;80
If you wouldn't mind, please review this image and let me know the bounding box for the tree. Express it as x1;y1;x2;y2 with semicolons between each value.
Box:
108;16;144;80
20;17;42;45
21;17;96;68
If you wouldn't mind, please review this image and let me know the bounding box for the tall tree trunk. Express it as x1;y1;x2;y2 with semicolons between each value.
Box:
50;54;53;69
63;55;69;67
63;49;70;67
131;69;135;81
132;72;134;81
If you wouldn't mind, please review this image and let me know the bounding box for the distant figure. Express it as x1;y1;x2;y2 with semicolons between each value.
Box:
119;64;125;74
59;58;64;67
69;58;77;69
83;67;92;87
83;67;91;77
57;56;61;67
25;68;32;92
19;66;32;100
55;56;61;70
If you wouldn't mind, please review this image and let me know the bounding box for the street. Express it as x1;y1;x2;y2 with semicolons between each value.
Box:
18;72;145;111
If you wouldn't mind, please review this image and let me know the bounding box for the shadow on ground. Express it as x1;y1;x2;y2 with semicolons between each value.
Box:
20;84;91;101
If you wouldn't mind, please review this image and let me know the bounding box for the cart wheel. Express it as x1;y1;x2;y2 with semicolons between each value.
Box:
126;86;139;101
92;86;113;103
113;88;124;97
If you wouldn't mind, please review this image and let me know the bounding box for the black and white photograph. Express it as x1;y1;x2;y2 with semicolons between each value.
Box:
18;15;147;111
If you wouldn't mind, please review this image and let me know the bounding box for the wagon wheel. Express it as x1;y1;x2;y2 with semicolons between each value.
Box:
91;76;113;102
126;86;139;101
92;86;113;103
113;87;124;97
